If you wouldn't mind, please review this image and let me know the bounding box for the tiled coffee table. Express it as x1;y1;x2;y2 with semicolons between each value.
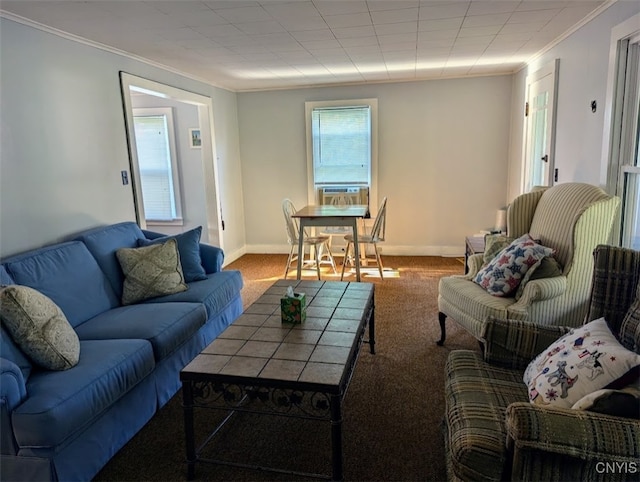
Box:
180;279;375;481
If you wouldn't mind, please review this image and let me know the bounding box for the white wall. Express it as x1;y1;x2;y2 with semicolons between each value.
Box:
0;18;246;261
507;1;640;200
237;76;513;256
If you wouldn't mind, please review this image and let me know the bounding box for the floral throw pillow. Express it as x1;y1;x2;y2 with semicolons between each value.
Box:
523;317;640;409
473;234;554;297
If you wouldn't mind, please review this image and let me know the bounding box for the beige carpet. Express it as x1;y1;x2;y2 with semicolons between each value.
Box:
93;254;478;481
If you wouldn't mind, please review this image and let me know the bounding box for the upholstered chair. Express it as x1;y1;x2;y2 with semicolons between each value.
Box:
443;244;640;481
437;183;620;345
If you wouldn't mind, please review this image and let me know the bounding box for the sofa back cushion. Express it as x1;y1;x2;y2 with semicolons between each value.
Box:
529;183;611;268
1;265;13;285
2;241;119;327
74;222;146;299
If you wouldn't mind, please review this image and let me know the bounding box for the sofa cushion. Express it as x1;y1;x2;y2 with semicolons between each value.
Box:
137;227;207;282
74;221;146;299
0;286;79;370
11;338;154;449
474;234;554;297
143;270;243;320
3;241;119;327
445;350;526;481
116;239;188;305
523;317;640;408
74;302;206;361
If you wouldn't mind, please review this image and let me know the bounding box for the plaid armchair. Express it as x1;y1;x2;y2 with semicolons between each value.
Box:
443;245;640;481
437;183;620;345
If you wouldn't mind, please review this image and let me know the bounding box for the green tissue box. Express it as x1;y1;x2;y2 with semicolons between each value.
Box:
281;292;306;324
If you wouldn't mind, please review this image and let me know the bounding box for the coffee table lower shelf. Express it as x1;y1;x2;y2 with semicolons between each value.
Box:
182;383;348;481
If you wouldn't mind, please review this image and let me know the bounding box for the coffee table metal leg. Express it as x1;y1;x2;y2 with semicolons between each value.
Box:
330;394;343;481
182;382;196;480
368;304;376;354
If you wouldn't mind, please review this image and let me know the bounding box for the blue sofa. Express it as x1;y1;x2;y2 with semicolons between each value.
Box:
0;222;243;481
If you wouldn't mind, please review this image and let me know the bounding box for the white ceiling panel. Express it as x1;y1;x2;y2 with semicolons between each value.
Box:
0;0;612;91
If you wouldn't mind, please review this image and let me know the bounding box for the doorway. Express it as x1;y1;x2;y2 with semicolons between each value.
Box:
522;59;559;192
119;73;223;249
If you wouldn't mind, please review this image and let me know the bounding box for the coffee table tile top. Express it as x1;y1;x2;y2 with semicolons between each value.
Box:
183;280;373;387
299;362;344;385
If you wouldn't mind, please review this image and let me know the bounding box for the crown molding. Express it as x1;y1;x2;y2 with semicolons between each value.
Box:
0;10;233;93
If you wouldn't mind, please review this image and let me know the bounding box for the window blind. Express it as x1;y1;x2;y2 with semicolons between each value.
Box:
133;115;176;220
311;106;371;184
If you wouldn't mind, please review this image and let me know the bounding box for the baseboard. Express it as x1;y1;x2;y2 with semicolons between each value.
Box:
221;246;247;267
243;244;464;257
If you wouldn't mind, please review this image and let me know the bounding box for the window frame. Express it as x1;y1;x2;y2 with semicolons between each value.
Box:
601;13;640;248
132;107;183;226
305;98;379;214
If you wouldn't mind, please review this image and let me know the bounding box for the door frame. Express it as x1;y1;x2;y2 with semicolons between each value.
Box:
119;72;223;249
521;58;560;192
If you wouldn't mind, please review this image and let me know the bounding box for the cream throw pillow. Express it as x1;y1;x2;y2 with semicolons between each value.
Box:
116;238;188;305
0;285;80;370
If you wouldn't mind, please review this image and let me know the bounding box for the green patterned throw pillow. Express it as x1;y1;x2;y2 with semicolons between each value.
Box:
117;238;188;305
0;285;80;370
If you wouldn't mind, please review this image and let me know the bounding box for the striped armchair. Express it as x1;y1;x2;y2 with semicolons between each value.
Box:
437;182;620;345
444;245;640;481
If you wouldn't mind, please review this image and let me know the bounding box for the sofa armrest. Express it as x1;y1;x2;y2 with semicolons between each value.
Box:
481;318;570;370
506;402;640;474
200;244;224;273
1;358;26;455
0;358;26;411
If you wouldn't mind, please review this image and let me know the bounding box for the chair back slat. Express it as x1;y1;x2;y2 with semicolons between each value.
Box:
282;199;300;244
370;197;387;242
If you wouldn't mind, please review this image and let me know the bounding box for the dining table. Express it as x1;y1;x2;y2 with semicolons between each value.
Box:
292;204;369;282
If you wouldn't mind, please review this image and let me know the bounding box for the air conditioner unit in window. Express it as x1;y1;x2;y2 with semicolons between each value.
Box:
317;186;369;207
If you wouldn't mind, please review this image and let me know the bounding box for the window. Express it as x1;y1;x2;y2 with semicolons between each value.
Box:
305;99;378;209
311;106;371;184
132;108;182;223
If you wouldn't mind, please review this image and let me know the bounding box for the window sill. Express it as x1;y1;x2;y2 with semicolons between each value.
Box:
146;219;184;227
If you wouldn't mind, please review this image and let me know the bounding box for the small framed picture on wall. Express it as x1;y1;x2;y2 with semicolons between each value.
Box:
189;128;202;148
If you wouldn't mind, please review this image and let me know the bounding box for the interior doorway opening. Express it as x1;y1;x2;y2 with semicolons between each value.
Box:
119;73;223;249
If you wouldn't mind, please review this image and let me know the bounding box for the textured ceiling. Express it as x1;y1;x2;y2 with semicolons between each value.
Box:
1;0;611;91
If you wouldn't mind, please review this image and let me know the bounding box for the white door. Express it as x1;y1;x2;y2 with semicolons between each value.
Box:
523;60;558;192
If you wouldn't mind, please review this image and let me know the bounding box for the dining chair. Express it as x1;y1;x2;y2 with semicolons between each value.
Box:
282;198;337;280
320;193;354;256
341;197;387;280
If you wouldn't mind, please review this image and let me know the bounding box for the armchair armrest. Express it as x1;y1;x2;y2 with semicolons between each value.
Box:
481;318;570;370
199;244;224;273
507;276;567;317
465;253;484;279
506;402;640;474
